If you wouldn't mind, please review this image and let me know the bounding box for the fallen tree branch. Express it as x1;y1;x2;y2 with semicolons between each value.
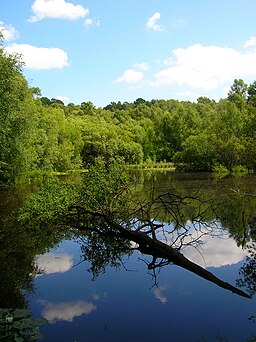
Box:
73;208;251;299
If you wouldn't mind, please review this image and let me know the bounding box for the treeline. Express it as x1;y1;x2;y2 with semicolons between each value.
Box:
1;39;256;183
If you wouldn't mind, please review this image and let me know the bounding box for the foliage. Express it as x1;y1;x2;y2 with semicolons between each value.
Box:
0;181;77;308
0;45;38;182
18;177;80;229
213;164;229;174
2;36;256;182
237;243;256;297
79;231;131;279
17;158;133;238
173;133;217;171
18;159;132;279
0;308;45;342
232;165;249;174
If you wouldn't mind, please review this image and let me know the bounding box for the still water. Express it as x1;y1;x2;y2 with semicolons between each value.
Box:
1;171;256;341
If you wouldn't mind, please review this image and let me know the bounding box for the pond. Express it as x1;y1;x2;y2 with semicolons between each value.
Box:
0;171;256;342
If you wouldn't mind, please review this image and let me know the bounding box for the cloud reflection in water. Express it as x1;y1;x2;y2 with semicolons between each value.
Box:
40;300;97;324
35;253;73;275
182;234;247;268
152;286;168;304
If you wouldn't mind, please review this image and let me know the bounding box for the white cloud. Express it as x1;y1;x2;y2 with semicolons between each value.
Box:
245;36;256;49
36;253;73;275
152;43;256;90
133;62;149;71
84;18;93;26
0;22;19;41
115;69;144;84
84;17;100;28
162;57;173;66
152;286;168;304
146;12;164;32
29;0;89;22
176;90;202;101
40;300;96;324
5;43;68;69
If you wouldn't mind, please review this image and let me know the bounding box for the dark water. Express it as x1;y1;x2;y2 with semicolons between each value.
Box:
1;172;256;341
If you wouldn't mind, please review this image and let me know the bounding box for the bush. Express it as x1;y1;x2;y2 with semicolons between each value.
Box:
231;165;249;174
213;164;229;174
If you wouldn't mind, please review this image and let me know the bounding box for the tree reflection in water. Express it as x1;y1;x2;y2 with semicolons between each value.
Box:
70;190;250;298
2;164;256;340
0;163;256;340
237;242;256;297
17;160;256;299
4;163;256;303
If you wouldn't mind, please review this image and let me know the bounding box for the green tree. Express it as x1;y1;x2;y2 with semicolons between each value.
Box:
157;101;202;158
134;97;146;106
56;115;83;171
213;99;244;138
40;96;51;106
80;101;96;115
228;79;248;99
216;136;246;170
33;105;65;171
247;81;256;107
228;79;248;110
173;133;217;171
50;98;64;106
0;42;38;182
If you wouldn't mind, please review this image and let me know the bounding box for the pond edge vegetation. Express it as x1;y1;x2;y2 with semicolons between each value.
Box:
1;32;256;184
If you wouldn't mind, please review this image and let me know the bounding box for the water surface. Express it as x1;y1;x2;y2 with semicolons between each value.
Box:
1;172;256;341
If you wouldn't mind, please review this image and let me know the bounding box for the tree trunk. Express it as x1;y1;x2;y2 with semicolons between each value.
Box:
105;216;250;299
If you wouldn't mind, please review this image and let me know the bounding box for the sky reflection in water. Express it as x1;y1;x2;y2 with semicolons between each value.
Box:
29;235;256;342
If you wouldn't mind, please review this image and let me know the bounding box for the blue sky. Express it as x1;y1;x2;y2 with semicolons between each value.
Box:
1;0;256;107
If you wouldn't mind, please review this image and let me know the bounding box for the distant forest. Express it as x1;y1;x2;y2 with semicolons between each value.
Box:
1;39;256;183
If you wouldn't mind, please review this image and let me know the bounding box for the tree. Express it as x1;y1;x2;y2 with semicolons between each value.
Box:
247;81;256;107
228;79;248;109
228;79;248;98
33;105;64;170
237;243;256;297
30;86;41;98
55;115;83;171
80;101;96;115
134;98;146;106
216;136;246;170
173;133;217;171
40;96;51;106
50;98;64;106
213;99;244;139
0;42;38;182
